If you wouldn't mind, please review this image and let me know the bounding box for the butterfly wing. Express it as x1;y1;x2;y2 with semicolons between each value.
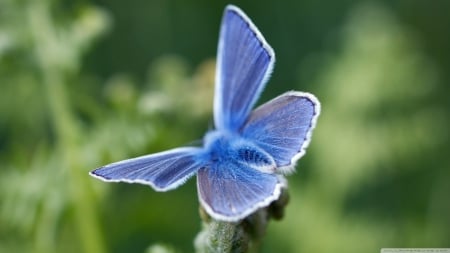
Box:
197;161;284;221
241;91;320;173
214;5;275;131
90;147;203;191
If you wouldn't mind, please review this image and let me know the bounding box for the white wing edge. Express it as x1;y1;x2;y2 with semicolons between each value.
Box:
214;4;276;129
274;91;321;174
197;175;287;222
89;147;203;192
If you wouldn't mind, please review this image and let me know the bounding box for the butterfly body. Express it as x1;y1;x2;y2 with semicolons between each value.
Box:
90;5;320;222
202;130;276;173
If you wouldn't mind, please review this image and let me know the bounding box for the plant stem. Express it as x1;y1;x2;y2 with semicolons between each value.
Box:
194;190;289;253
27;2;107;253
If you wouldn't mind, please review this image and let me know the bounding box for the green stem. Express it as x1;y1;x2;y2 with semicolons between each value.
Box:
27;2;106;253
194;190;289;253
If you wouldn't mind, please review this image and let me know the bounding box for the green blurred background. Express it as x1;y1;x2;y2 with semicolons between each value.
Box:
1;0;449;252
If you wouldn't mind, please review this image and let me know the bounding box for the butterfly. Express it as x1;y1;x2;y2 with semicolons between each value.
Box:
90;5;320;222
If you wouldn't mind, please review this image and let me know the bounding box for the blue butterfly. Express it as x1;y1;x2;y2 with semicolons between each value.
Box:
90;5;320;222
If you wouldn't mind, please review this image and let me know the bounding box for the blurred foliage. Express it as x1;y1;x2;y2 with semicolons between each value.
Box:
1;0;449;253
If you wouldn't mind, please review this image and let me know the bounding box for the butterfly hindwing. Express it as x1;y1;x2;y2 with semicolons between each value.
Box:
241;92;320;173
214;5;275;131
197;160;284;221
90;147;203;191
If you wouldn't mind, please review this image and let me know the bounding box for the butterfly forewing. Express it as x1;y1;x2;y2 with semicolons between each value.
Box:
214;5;275;132
241;92;320;173
90;147;203;191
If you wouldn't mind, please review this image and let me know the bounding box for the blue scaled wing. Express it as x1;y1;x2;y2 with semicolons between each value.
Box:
90;147;203;191
197;161;284;221
241;92;320;173
214;5;275;132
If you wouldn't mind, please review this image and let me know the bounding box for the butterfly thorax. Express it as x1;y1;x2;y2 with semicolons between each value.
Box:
202;130;276;173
